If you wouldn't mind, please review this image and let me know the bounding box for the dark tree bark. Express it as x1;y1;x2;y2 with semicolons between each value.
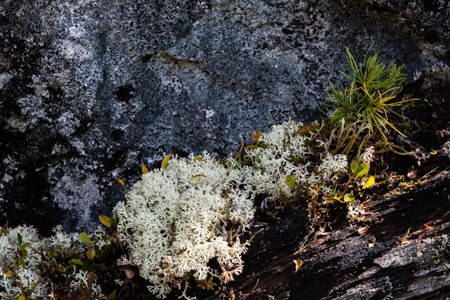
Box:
215;168;450;300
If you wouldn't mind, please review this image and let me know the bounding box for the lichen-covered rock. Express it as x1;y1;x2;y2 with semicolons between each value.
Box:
0;0;448;233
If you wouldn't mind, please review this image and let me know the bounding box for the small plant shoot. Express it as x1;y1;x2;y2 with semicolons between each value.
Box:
319;43;417;141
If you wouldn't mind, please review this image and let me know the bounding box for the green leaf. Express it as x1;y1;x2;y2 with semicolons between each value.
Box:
18;259;26;268
108;290;117;300
19;242;30;252
364;176;375;188
161;154;172;169
99;215;111;227
267;212;277;219
344;194;355;203
17;233;22;247
79;232;94;247
350;160;359;174
286;175;295;189
71;259;83;265
355;163;370;178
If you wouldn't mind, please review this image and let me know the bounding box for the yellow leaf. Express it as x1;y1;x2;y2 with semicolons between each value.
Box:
19;296;25;300
190;174;205;181
293;259;303;272
364;176;375;188
142;165;148;174
5;270;12;277
116;177;125;186
99;215;111;227
251;130;262;141
286;175;295;189
161;154;172;169
355;163;369;178
107;290;117;300
192;156;202;162
344;194;355;203
244;145;258;149
87;248;96;260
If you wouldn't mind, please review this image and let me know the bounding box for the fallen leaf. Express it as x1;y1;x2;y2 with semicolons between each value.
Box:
124;269;135;279
142;165;149;174
424;224;435;230
295;123;318;135
357;227;368;235
87;248;96;260
407;169;417;179
251;130;262;141
293;259;302;272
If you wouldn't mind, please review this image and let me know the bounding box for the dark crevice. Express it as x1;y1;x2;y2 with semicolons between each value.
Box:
115;84;135;103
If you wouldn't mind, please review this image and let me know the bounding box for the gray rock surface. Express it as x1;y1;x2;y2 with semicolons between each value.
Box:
0;0;449;233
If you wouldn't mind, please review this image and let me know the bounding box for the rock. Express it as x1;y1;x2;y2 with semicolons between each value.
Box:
0;0;449;233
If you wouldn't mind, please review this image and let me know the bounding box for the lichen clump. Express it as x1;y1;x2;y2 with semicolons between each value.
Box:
114;152;255;298
114;121;349;298
246;122;348;205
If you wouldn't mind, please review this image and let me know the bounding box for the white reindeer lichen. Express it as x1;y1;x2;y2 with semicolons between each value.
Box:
114;152;255;298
